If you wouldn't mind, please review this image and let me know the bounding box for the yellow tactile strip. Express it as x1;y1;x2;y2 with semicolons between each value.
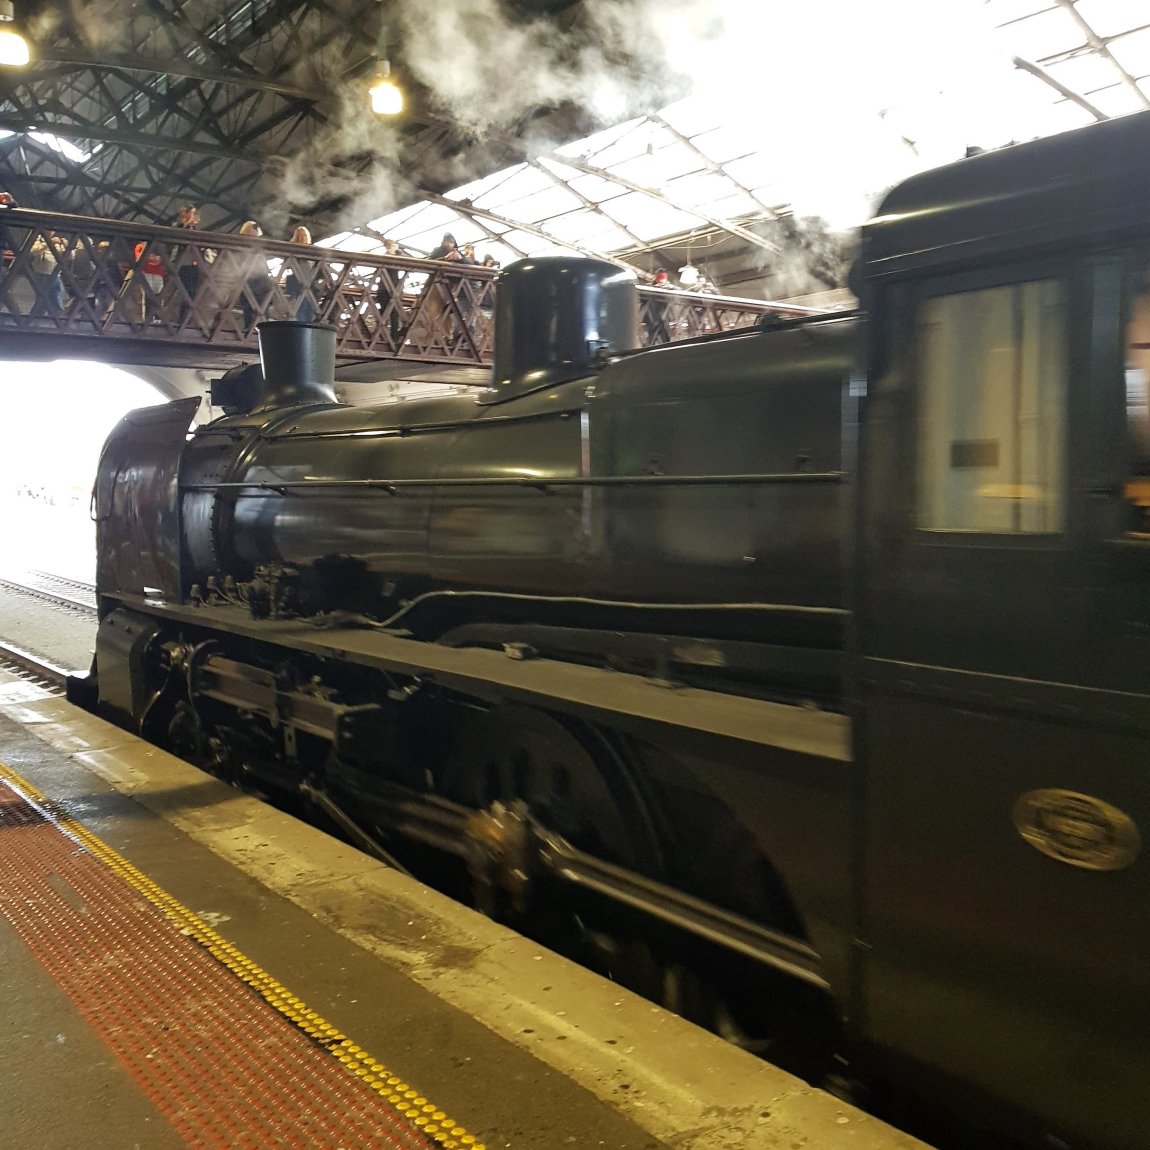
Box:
0;763;485;1150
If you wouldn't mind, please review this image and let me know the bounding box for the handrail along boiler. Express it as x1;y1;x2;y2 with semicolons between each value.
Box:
77;111;1150;1150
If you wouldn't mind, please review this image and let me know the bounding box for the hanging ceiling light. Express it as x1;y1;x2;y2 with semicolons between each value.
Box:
678;262;699;287
368;59;404;116
678;234;699;286
0;0;29;67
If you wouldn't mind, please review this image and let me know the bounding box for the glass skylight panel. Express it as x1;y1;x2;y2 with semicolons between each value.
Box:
1043;52;1129;97
606;194;703;238
987;1;1054;27
450;163;529;203
703;192;767;221
332;234;380;253
1107;27;1150;86
649;141;706;178
1076;0;1150;39
366;199;426;234
534;156;584;183
1111;20;1150;60
27;131;91;163
542;210;622;245
663;170;749;210
720;153;780;194
497;229;570;255
364;203;443;244
401;201;464;233
495;184;584;224
1014;87;1099;135
606;148;698;194
554;117;644;159
578;225;645;253
1001;6;1080;60
564;171;630;203
581;122;660;169
468;164;554;207
1084;83;1142;117
399;218;490;255
656;98;720;138
685;124;756;166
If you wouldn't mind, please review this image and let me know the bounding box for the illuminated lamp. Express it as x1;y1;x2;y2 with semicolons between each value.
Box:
368;60;404;116
0;1;29;67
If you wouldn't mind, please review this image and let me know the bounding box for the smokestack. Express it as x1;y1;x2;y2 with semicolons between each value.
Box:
490;256;638;404
254;321;338;411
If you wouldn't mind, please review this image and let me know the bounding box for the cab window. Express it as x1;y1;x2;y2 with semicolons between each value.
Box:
918;280;1066;534
1124;270;1150;537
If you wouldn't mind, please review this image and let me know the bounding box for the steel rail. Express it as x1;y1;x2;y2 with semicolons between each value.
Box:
29;570;97;597
0;576;98;616
0;640;69;690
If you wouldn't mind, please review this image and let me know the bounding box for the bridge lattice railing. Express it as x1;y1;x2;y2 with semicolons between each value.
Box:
0;208;803;364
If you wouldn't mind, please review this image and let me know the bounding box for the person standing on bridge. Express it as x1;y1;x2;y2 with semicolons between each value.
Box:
170;204;204;327
237;220;268;332
283;225;316;323
421;232;463;349
29;231;67;317
206;219;268;335
373;238;406;349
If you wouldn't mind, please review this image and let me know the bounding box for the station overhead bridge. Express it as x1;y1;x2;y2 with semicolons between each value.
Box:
0;208;804;382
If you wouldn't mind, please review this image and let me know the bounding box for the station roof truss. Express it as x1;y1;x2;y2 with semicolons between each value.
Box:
0;0;591;232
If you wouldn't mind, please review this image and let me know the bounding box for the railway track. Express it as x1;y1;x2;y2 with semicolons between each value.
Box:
0;570;97;615
0;569;95;689
0;639;68;691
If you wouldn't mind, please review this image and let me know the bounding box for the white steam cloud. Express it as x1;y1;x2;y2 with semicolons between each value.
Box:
391;0;721;136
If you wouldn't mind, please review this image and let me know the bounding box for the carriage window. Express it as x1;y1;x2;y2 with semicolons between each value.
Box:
919;280;1066;533
1125;275;1150;537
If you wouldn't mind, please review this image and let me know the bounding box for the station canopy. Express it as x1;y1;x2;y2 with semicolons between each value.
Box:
320;1;1150;275
1;2;1148;282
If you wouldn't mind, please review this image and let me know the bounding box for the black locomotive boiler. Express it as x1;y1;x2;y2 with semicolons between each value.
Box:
79;109;1150;1150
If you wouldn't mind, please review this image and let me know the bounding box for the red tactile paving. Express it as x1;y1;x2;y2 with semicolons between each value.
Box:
0;777;440;1150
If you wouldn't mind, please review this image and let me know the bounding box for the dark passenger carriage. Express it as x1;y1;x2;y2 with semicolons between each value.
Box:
856;109;1150;1148
80;109;1150;1150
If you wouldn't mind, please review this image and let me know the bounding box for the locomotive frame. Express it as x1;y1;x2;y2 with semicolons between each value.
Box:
76;110;1150;1150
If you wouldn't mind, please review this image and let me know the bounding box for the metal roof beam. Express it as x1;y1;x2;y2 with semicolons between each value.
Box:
1012;55;1109;120
0;116;265;163
28;49;325;102
0;134;166;221
1052;0;1150;109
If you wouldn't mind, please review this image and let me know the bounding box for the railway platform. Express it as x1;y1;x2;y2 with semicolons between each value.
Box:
0;665;928;1150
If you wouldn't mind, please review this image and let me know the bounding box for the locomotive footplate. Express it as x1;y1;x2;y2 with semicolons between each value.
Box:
107;595;850;761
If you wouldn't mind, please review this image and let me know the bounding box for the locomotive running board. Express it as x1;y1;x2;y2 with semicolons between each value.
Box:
114;595;850;762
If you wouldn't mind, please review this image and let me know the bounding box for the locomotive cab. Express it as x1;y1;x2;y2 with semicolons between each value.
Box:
855;112;1150;1149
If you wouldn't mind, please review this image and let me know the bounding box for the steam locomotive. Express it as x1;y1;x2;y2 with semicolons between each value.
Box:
77;108;1150;1150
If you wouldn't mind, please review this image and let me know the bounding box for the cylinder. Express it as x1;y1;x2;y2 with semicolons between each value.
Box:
254;321;338;411
491;256;638;403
